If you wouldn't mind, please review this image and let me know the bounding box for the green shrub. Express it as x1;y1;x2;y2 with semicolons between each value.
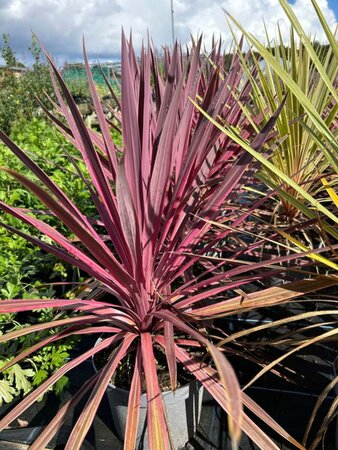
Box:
0;117;93;404
0;35;55;135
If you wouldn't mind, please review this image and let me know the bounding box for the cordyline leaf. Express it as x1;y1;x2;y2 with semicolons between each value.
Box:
29;372;102;450
44;47;133;271
0;326;121;376
311;0;338;61
210;215;323;258
308;397;338;450
173;37;202;180
0;300;135;339
152;309;209;346
191;275;338;317
0;219;126;299
321;177;338;208
139;41;152;204
83;38;118;176
147;46;184;237
99;60;121;111
65;334;136;450
303;374;338;447
0;298;85;314
141;332;171;450
38;95;114;179
121;31;143;219
207;344;243;450
0;315;102;345
164;320;177;391
116;161;143;283
170;236;323;302
278;0;338;103
0;298;134;332
274;228;338;270
0;298;130;318
174;237;338;310
154;66;240;265
44;46;118;212
124;344;142;450
244;326;338;391
157;97;286;287
218;310;338;346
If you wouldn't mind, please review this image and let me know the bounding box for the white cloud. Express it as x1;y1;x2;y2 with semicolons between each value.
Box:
0;0;336;64
175;0;337;49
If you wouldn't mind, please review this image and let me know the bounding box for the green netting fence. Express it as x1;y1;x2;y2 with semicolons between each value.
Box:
62;63;120;89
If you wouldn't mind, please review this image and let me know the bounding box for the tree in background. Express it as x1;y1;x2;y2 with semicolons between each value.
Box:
0;34;54;134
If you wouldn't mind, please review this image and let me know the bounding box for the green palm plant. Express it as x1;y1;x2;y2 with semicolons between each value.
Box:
227;0;338;222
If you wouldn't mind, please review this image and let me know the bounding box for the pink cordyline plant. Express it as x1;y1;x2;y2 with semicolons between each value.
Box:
0;35;330;450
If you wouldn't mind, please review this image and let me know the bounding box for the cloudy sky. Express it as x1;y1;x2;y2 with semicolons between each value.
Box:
0;0;337;65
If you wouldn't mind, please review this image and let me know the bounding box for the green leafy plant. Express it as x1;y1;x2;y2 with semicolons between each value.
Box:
0;116;94;300
0;118;93;404
0;35;55;135
0;312;75;406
